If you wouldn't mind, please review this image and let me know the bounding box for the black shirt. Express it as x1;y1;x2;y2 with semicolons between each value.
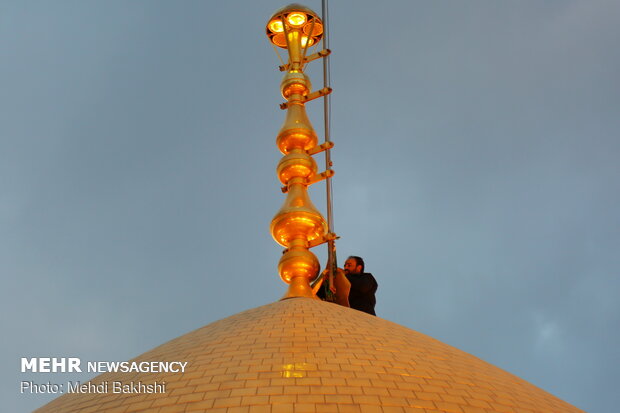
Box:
346;272;378;316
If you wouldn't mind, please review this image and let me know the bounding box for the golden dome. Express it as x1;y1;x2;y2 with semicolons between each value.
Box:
36;298;584;412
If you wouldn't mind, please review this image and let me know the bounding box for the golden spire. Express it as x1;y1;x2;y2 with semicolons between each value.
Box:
266;4;334;299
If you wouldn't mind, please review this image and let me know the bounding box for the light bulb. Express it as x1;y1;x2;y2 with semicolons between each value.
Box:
287;12;306;27
268;19;284;33
301;36;314;48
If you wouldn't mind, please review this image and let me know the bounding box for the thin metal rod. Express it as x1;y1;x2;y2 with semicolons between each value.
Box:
322;0;333;231
281;15;292;67
301;18;315;66
271;42;286;68
322;0;337;279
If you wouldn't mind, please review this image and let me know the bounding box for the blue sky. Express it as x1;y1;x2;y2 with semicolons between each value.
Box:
2;1;618;412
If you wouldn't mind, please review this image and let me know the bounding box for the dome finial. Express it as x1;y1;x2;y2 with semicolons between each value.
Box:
266;4;334;299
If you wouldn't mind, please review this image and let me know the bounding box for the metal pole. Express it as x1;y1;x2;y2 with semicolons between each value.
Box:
322;0;337;296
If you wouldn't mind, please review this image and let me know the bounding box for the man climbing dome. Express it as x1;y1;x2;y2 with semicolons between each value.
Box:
314;255;378;316
342;256;378;316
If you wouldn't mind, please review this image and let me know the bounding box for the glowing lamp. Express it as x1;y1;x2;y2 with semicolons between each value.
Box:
268;19;284;33
266;4;324;55
287;12;307;27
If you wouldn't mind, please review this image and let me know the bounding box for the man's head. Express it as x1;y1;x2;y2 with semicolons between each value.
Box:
344;256;364;275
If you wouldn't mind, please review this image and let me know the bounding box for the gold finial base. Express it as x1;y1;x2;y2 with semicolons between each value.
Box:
280;277;319;300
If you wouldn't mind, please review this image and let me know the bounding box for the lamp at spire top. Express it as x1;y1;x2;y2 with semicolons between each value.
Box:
266;4;324;53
